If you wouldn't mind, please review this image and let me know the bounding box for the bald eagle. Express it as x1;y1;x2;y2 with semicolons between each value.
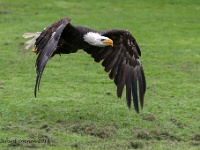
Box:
23;17;146;113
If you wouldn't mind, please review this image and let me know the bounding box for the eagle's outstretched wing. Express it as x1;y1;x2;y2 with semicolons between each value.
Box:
84;30;146;112
34;18;71;97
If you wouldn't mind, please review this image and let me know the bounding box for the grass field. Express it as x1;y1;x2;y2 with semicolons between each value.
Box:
0;0;200;149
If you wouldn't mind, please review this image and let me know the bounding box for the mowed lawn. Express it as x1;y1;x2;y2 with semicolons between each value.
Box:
0;0;199;149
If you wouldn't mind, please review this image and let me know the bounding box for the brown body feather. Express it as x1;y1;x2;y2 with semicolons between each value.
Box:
29;17;146;113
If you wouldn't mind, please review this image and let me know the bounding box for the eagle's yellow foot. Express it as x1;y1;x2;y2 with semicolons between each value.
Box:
32;48;37;53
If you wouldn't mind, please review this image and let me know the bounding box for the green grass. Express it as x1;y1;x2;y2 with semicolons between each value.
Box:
0;0;200;149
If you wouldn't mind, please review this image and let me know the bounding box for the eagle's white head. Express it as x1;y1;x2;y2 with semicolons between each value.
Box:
83;32;113;47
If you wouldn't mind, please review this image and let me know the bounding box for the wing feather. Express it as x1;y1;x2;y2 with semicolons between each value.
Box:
125;65;132;108
109;52;124;79
101;48;117;66
94;47;113;62
116;61;127;98
135;65;146;108
130;67;139;113
103;46;122;72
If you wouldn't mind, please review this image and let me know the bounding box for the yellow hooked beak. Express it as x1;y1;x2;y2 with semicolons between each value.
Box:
103;39;113;47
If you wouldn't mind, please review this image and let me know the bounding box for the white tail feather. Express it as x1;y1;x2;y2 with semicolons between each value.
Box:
22;32;41;49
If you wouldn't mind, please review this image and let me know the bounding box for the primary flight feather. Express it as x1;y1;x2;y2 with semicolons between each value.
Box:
23;17;146;113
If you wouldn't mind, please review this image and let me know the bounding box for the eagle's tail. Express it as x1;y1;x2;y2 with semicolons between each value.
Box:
22;32;41;50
